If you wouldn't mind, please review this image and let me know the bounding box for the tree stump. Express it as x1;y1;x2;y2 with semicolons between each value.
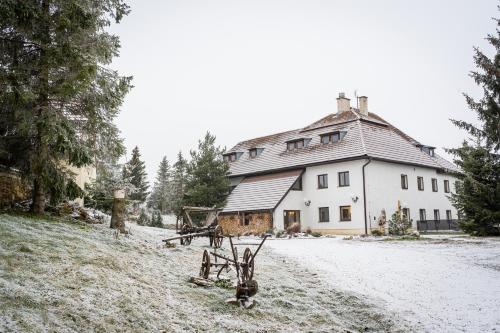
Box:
110;189;126;233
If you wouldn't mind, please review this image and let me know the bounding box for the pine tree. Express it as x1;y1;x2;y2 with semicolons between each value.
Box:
171;151;188;218
448;12;500;235
0;0;131;213
184;132;230;209
124;146;149;205
148;156;172;214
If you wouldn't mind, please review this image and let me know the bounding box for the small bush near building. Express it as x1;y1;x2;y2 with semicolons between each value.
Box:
388;211;412;236
275;230;286;238
305;227;312;235
266;228;275;236
371;229;383;236
286;222;301;234
311;231;322;237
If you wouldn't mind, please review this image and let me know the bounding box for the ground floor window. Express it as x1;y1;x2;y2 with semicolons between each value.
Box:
446;210;452;221
339;206;351;221
434;209;440;221
319;207;330;222
283;210;300;229
419;209;426;221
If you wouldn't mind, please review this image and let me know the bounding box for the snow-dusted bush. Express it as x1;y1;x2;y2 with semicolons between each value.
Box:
311;231;322;237
137;208;150;226
286;222;301;234
305;227;312;235
275;230;286;238
388;211;412;236
371;229;383;236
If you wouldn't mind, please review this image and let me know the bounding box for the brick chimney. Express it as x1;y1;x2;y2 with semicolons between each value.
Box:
336;92;350;113
358;96;368;116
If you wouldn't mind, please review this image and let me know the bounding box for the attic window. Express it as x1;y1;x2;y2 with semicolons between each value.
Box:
223;152;242;162
249;148;264;158
320;131;346;144
286;139;310;151
419;145;435;157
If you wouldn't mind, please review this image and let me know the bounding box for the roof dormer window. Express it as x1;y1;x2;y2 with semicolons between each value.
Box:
320;131;346;144
249;148;264;158
223;152;243;162
418;145;435;157
286;138;310;151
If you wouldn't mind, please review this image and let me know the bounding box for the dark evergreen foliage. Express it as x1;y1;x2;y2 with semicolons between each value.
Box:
183;132;229;209
0;0;131;213
170;151;188;218
148;156;171;214
124;146;149;204
448;11;500;235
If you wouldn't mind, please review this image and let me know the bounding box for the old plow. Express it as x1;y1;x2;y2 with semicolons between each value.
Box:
162;206;224;248
199;234;270;307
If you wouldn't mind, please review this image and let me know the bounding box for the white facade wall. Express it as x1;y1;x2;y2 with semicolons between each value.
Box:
272;159;458;234
365;160;458;229
273;160;366;233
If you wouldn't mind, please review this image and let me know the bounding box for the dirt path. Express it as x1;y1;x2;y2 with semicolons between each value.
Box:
0;215;410;332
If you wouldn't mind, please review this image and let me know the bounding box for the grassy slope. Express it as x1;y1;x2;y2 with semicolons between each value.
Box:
0;214;408;333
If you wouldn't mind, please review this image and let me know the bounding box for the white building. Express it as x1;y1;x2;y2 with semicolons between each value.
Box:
219;93;459;235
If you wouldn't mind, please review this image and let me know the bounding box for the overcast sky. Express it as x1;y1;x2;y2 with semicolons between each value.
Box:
108;0;497;182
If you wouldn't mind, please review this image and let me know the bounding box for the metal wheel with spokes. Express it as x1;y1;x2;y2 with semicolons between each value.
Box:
200;250;211;279
242;248;254;281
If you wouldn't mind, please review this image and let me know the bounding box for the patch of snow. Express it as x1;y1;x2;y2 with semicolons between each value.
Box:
266;236;500;332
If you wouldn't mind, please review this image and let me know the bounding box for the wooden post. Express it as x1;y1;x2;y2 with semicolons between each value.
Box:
110;189;126;233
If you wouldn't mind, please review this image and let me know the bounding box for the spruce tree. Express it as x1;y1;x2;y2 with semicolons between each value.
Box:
171;151;188;218
0;0;131;213
149;156;172;214
448;12;500;235
184;132;230;209
124;146;149;205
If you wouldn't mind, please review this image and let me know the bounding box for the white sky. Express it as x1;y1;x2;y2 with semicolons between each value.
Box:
108;0;497;182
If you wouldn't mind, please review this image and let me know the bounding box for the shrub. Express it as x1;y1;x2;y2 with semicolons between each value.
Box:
275;230;285;238
137;208;150;226
371;229;383;236
311;231;322;237
266;228;275;236
286;222;301;234
150;210;164;228
305;227;312;235
388;211;412;235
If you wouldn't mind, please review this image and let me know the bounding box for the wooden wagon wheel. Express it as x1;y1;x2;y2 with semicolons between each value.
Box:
213;225;223;248
199;250;211;279
241;248;254;281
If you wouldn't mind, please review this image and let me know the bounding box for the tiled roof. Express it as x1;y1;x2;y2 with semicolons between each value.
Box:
222;170;302;213
226;109;459;176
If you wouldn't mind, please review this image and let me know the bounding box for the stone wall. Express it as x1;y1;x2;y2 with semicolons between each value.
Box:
0;171;29;209
218;212;273;236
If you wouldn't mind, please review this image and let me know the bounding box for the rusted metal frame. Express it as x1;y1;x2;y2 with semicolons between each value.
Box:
228;236;242;282
247;235;269;268
162;231;212;242
210;251;237;264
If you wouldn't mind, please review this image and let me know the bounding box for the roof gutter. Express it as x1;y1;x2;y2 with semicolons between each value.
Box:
362;157;372;235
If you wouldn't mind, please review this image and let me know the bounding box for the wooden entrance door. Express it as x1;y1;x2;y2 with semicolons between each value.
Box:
284;210;300;230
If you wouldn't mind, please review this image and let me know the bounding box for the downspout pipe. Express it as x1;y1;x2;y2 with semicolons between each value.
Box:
362;157;372;235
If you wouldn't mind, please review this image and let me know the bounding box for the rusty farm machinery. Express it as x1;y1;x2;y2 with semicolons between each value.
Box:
162;206;224;248
199;234;270;307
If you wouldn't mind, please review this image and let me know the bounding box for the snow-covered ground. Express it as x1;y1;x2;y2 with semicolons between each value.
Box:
266;236;500;333
0;214;409;332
